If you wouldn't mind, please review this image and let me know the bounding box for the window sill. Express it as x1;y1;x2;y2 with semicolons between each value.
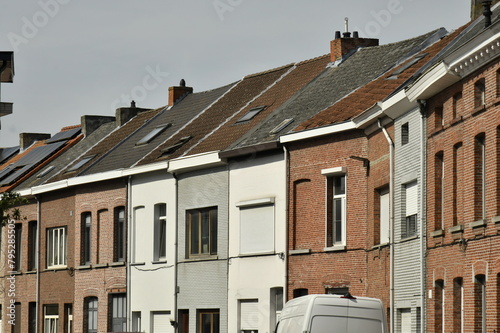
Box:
323;245;346;252
130;262;146;266
8;271;22;275
289;249;311;255
93;263;108;269
492;216;500;224
110;261;125;267
152;260;168;264
430;229;444;238
399;235;418;242
471;104;486;116
77;265;91;270
26;270;37;275
449;224;464;233
371;242;389;250
471;219;487;228
182;255;219;262
45;266;67;272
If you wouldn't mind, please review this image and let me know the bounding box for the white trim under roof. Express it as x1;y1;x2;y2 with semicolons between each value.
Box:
280;121;356;143
406;62;460;101
168;151;225;174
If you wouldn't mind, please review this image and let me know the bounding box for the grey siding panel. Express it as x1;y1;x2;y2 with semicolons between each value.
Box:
177;166;229;333
394;109;425;306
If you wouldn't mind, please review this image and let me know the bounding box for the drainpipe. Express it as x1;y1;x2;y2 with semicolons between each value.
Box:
126;176;132;331
378;119;394;333
417;100;427;332
283;145;289;303
172;172;179;333
35;194;41;333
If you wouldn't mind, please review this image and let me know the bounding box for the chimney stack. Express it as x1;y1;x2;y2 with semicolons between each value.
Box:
168;79;193;107
471;0;499;20
81;115;115;137
330;20;379;63
19;133;50;150
482;0;493;27
115;101;151;127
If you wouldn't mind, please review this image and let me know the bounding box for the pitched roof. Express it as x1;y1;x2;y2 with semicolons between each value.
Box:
186;55;330;156
79;83;236;175
0;127;82;192
226;29;443;151
16;121;116;190
137;64;295;165
296;27;467;130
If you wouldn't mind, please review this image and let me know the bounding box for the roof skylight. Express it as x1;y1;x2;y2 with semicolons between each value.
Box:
236;106;266;123
65;155;95;173
136;124;171;146
270;118;294;134
161;136;192;156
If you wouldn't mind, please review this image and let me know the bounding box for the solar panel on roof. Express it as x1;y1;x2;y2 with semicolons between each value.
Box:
0;147;19;165
0;164;33;186
45;127;81;144
15;141;65;166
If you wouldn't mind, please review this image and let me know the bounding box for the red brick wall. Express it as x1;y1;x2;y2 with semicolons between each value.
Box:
426;61;500;332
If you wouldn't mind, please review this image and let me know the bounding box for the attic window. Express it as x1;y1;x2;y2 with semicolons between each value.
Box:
136;124;171;146
270;118;294;134
236;106;266;123
65;155;95;172
161;136;192;156
37;165;55;178
386;53;428;80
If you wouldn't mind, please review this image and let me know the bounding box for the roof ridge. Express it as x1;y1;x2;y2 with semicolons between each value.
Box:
60;125;81;131
244;63;294;79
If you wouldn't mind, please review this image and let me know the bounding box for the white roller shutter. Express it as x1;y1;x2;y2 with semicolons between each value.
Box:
405;182;418;217
241;300;259;331
400;309;411;333
152;312;170;333
240;205;274;255
380;191;390;244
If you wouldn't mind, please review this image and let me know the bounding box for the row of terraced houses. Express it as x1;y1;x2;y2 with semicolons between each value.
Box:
0;3;499;333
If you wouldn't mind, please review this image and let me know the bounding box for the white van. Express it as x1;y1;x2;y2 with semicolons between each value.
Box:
276;294;388;333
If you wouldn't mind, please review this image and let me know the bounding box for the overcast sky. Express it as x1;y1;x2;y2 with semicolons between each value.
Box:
0;0;471;147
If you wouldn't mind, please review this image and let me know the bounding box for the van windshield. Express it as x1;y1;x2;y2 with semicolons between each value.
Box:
276;316;304;333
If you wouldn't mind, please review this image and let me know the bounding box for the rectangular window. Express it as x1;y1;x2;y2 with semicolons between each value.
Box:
47;227;67;268
434;152;444;230
375;188;390;245
64;304;73;333
154;204;167;261
14;223;22;271
114;207;126;262
453;143;463;226
28;221;38;271
401;123;409;145
270;287;283;329
474;134;486;220
132;312;141;332
327;175;346;247
198;310;220;333
474;79;486;108
434;106;444;128
453;92;463;119
85;297;98;333
44;304;59;333
435;280;444;333
29;302;36;333
240;300;259;333
402;182;418;239
110;294;126;332
238;200;275;255
81;212;91;265
453;278;463;333
474;275;486;333
187;207;218;257
132;206;145;263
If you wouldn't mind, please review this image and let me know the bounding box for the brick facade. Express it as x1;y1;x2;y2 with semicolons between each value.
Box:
426;61;500;332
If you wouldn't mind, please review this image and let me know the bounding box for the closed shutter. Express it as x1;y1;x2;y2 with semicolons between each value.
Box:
380;191;390;244
153;312;170;333
240;205;274;254
400;309;411;333
241;300;259;332
405;182;418;217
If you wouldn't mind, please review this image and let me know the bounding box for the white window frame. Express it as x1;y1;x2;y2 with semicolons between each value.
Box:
153;203;167;261
322;167;347;250
44;304;59;333
47;227;67;268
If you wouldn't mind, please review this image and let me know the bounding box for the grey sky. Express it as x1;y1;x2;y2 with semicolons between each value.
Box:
0;0;470;147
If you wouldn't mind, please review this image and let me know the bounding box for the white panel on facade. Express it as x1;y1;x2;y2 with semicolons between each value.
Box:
400;309;411;333
241;300;260;330
152;312;170;333
133;206;146;262
380;191;390;244
240;205;274;254
405;182;418;216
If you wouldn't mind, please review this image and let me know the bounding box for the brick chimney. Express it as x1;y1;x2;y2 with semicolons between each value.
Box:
19;133;50;150
115;100;151;127
168;79;193;107
330;23;379;62
81;115;115;137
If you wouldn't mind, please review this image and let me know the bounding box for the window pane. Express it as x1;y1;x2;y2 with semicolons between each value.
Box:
333;198;342;243
190;212;199;255
334;176;345;195
210;209;218;255
201;211;210;254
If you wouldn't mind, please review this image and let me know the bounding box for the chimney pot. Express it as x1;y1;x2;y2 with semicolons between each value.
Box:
180;79;186;87
353;31;359;38
131;100;136;108
335;31;341;39
482;0;493;27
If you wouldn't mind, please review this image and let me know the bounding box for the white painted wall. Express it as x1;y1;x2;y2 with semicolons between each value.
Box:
129;170;177;333
227;153;287;333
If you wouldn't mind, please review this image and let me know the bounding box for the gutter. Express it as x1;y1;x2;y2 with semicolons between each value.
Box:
377;119;395;333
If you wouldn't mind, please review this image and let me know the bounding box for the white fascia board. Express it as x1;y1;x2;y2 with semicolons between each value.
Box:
280;121;356;144
352;103;382;129
381;90;417;120
406;62;460;101
67;169;125;187
122;161;169;177
168;151;225;174
29;179;69;195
